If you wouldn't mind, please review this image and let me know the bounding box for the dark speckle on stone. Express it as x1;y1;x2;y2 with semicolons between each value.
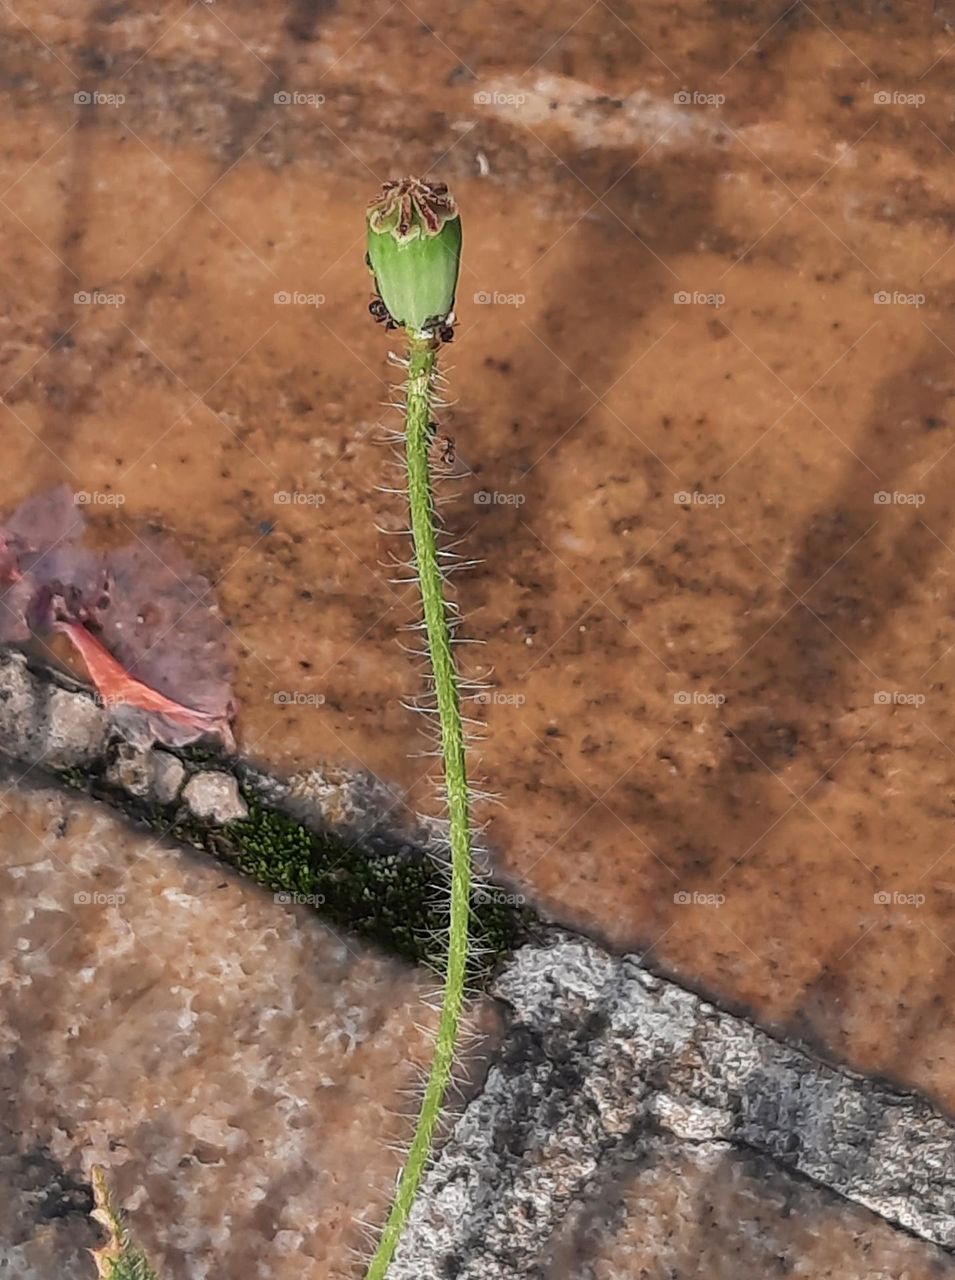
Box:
447;65;476;86
78;48;110;74
285;0;337;41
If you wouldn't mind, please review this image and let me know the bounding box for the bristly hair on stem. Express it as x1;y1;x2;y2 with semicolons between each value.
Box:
363;178;472;1280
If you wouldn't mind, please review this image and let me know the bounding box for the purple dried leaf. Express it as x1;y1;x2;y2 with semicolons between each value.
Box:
0;487;237;750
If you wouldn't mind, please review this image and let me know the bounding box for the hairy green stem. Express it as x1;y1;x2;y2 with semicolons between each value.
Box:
364;334;472;1280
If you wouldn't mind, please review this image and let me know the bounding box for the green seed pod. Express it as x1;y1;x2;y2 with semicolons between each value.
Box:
366;177;462;334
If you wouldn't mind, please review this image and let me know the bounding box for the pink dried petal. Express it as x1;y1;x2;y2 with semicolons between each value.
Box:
54;620;235;750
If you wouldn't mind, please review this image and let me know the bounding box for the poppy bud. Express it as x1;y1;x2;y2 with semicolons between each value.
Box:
366;177;462;334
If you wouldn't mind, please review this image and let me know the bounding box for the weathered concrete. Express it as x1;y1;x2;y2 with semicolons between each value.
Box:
392;935;955;1277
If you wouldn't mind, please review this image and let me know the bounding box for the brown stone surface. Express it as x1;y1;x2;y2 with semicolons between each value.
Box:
0;783;490;1279
543;1139;955;1280
0;1;954;1109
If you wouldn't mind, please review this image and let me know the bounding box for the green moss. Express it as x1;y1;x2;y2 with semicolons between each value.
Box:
58;765;91;792
220;796;534;979
57;761;536;982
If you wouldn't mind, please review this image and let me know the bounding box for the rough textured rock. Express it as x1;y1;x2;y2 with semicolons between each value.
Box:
0;783;497;1280
391;936;955;1277
40;685;110;770
106;742;189;806
151;751;186;805
104;741;154;798
182;770;248;824
0;651;108;769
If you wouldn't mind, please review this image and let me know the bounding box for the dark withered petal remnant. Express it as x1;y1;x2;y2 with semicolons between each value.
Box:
0;485;236;750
